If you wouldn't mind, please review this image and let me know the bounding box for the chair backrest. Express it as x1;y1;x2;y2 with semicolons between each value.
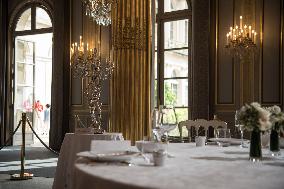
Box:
178;119;210;142
179;119;228;142
193;119;210;137
178;120;195;142
207;120;227;130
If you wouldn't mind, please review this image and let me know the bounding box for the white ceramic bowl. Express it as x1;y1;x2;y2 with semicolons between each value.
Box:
135;141;167;153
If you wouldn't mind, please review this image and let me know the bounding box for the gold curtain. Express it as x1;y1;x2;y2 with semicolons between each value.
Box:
110;0;152;143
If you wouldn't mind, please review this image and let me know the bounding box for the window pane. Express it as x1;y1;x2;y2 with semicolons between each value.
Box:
164;19;188;49
155;52;158;79
164;79;188;107
36;7;52;29
17;64;34;86
155;0;158;14
154;79;158;107
164;0;188;12
15;86;34;110
155;23;158;50
16;40;34;64
164;49;188;78
168;108;188;136
16;8;31;31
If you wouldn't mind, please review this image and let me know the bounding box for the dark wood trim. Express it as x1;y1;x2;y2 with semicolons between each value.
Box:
209;0;216;118
31;5;36;30
14;28;53;36
61;0;71;142
282;0;284;110
164;47;188;51
0;0;8;146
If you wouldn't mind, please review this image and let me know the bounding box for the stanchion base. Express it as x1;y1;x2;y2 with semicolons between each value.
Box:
10;173;33;180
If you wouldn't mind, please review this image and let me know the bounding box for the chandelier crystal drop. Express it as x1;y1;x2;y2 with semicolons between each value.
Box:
225;16;257;58
82;0;117;26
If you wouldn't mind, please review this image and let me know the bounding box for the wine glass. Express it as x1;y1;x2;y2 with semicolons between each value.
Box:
161;106;178;142
235;110;247;148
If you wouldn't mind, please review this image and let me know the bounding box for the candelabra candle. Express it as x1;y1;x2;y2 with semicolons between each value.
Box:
70;36;114;133
225;15;257;58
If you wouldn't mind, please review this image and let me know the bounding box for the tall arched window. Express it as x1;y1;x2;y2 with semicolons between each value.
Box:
154;0;191;136
11;3;53;145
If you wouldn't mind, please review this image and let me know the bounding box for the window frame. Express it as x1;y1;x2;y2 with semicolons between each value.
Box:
154;0;192;113
14;4;53;37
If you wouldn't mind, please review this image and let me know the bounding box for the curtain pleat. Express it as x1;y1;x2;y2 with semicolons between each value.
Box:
110;0;151;143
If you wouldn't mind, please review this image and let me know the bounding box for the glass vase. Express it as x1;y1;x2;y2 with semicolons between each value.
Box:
270;129;280;156
249;129;262;162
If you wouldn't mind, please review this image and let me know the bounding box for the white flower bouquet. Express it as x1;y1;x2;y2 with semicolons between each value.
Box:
266;105;284;131
237;102;272;131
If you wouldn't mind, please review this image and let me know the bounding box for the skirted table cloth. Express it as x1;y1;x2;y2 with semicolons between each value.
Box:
52;132;124;189
74;143;284;189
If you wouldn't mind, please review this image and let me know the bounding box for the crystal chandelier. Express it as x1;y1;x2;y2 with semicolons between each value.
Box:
225;16;257;58
82;0;117;26
70;36;114;133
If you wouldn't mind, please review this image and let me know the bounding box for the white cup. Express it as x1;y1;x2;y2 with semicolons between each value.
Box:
195;136;206;147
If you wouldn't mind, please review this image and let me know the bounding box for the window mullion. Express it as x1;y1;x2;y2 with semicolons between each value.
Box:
31;5;36;30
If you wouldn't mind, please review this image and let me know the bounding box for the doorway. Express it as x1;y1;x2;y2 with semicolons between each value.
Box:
11;5;53;146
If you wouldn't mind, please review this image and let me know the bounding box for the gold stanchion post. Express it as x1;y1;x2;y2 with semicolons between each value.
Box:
11;113;33;180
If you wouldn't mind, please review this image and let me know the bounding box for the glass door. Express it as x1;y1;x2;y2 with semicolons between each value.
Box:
13;39;35;145
13;33;53;146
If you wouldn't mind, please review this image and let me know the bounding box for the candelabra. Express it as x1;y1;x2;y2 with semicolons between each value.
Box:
82;0;117;26
71;36;114;133
225;16;257;58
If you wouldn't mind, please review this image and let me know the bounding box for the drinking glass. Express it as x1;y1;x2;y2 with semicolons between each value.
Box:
160;106;178;142
235;110;247;148
215;128;231;147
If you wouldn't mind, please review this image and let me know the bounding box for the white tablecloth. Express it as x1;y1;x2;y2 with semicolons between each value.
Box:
52;132;124;189
74;143;284;189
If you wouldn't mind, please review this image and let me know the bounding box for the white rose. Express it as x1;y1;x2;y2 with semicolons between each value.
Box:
251;102;261;108
255;106;271;131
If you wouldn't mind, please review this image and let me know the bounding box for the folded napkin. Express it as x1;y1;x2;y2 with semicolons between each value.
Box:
90;140;131;154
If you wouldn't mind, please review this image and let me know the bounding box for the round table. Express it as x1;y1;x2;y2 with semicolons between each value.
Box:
52;132;124;189
74;143;284;189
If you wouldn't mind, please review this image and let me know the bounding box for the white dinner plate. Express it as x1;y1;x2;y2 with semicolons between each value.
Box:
208;138;249;145
77;151;139;162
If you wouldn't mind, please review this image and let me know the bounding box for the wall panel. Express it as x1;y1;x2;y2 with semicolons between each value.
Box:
216;0;234;104
211;0;284;135
262;0;281;104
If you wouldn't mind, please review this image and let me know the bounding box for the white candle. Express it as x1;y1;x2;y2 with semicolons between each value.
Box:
249;26;252;38
226;33;229;45
80;36;82;47
244;25;247;37
233;29;235;37
240;16;243;29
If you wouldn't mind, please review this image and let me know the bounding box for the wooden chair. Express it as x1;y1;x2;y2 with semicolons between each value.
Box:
178;120;195;142
207;119;227;137
178;119;209;142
